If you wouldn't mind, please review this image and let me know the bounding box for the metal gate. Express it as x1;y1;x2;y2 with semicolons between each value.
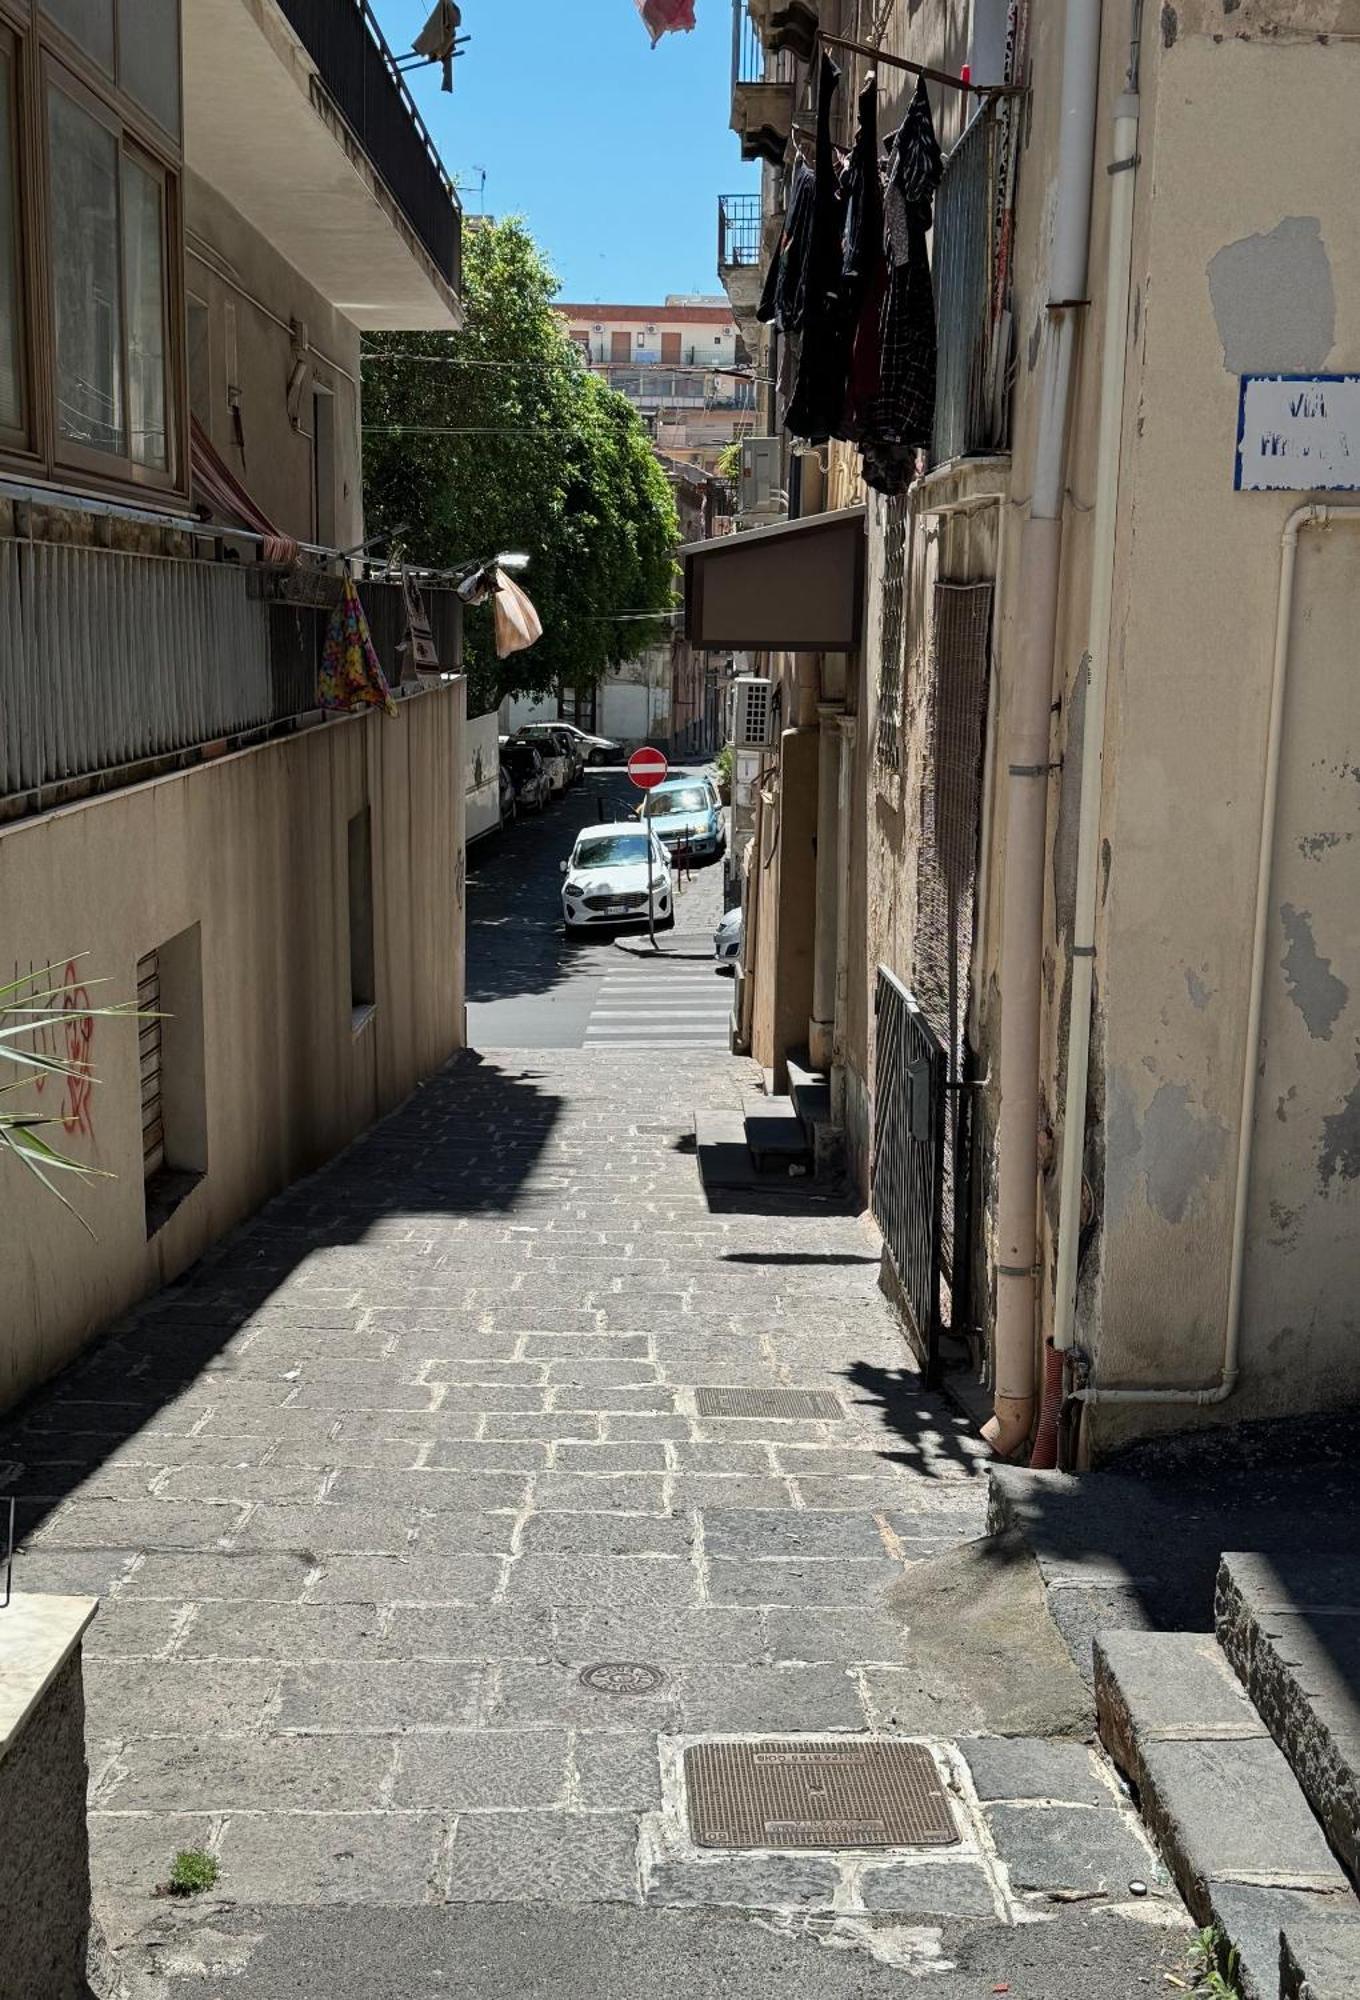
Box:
872;968;947;1383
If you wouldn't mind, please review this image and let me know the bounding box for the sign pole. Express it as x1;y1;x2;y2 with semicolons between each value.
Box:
626;745;670;956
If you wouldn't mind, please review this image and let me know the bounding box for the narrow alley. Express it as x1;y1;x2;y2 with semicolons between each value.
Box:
3;951;1186;1992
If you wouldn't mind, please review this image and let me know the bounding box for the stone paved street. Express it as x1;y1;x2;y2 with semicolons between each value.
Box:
4;1028;1189;1991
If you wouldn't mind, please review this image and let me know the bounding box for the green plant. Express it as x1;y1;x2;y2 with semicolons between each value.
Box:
716;438;743;484
0;959;141;1226
362;218;680;715
165;1848;219;1897
1173;1926;1242;1999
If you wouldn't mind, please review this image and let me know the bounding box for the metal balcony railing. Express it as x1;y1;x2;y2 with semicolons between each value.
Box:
592;365;755;413
0;542;461;813
718;193;763;271
276;0;461;293
932;107;1011;465
731;0;796;88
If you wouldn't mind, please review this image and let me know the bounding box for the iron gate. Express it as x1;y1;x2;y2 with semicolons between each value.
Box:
872;968;947;1383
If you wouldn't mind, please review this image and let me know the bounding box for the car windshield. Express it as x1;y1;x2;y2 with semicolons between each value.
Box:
644;785;710;818
573;834;651;869
504;748;536;770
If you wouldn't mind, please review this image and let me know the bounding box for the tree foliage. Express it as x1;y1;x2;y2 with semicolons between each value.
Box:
362;219;679;713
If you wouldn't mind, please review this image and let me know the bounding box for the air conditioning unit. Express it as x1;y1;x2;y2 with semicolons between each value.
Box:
738;436;783;520
732;675;773;751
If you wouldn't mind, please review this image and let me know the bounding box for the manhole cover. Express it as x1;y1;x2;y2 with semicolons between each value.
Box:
684;1739;959;1850
579;1662;665;1695
695;1388;845;1422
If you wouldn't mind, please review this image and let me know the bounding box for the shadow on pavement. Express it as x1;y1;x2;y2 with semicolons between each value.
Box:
0;1051;562;1558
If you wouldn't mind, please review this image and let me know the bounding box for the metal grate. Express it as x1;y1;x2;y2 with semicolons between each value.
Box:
875;495;909;771
137;949;164;1180
718;191;763;269
695;1388;844;1421
872;970;947;1382
932;583;995;896
685;1739;959;1850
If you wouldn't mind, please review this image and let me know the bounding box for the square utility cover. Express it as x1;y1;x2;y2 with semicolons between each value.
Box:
685;1739;959;1850
693;1388;844;1421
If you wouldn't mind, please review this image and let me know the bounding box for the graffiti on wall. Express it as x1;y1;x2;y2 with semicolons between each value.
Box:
11;960;97;1140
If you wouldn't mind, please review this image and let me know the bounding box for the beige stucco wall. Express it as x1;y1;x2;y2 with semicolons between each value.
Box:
1078;27;1360;1447
0;688;465;1411
185;172;365;548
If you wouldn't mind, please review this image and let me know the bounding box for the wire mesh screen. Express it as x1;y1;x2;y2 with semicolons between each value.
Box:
872;968;947;1378
933;582;995;894
875;495;909;772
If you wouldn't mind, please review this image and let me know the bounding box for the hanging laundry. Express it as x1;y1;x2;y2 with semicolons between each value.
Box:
757;155;814;333
839;72;888;442
318;574;398;718
490;571;543;659
636;0;696;45
414;1;461;91
786;52;851;447
397;571;440;681
860;78;944;494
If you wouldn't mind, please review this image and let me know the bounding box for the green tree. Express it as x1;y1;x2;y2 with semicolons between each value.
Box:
362;219;679;714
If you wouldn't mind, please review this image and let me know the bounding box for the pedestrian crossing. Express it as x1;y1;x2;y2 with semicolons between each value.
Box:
583;953;733;1050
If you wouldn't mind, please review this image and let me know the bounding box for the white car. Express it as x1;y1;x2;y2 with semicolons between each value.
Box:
514;731;568;793
561;823;674;934
549;721;622;766
714;904;742;969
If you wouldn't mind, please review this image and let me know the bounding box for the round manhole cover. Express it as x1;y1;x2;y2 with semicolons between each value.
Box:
579;1662;665;1695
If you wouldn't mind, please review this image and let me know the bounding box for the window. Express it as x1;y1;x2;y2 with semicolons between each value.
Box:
139;925;207;1237
186;295;209;425
0;33;22;438
42;0;114;73
117;0;180;137
347;808;376;1029
47;74;173;476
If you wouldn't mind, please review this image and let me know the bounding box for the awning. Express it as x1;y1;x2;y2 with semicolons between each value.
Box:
681;506;867;652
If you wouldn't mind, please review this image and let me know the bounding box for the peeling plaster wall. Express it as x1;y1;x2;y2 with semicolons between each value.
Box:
1087;31;1360;1448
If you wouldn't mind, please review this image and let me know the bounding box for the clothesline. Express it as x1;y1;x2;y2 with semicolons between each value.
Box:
815;30;1026;98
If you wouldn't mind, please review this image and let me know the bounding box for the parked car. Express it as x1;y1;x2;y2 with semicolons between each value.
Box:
542;721;621;767
560;823;674;935
639;777;726;862
498;761;517;826
500;742;551;815
517;722;585;785
514;729;568;794
714;904;742;971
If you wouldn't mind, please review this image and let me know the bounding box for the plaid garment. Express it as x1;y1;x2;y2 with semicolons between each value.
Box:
862;79;943;491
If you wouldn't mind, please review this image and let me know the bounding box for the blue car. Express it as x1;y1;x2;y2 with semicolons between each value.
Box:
639;778;726;862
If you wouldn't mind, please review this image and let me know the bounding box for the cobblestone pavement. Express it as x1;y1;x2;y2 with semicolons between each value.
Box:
2;1048;1186;1991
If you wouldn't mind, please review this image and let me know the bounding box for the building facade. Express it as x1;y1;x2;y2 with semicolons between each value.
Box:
691;0;1360;1464
556;296;753;474
0;0;468;1409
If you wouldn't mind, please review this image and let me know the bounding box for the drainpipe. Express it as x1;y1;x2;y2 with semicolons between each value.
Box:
983;0;1102;1461
1071;501;1360;1411
1036;63;1143;1466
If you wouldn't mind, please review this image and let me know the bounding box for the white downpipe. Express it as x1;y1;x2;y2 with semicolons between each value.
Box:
1050;88;1141;1359
983;0;1102;1460
1077;503;1360;1406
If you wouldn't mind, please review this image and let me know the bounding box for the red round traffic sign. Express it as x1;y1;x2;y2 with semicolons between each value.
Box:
627;746;669;791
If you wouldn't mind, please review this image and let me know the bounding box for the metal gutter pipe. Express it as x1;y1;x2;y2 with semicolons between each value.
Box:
1035;80;1142;1466
1076;502;1360;1409
984;0;1102;1460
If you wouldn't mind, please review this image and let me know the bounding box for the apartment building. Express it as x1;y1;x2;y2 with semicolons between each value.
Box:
0;0;467;1406
556;296;753;474
689;0;1360;1464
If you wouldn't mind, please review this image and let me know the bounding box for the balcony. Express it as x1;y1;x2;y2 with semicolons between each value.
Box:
0;540;462;822
593;364;755;414
932;107;1013;464
718;192;766;333
730;0;796;166
184;0;462;331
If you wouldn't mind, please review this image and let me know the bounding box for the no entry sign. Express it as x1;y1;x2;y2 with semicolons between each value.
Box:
627;746;669;791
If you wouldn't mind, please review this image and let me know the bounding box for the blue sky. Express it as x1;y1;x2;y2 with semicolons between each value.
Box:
372;0;756;305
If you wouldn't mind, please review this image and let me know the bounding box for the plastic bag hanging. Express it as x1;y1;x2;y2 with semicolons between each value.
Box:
635;0;696;46
318;573;398;718
490;571;543;659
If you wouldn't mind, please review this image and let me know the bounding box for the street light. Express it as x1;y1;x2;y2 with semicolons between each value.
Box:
494;551;530;573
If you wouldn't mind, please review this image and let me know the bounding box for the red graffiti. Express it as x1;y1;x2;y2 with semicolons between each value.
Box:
14;960;96;1140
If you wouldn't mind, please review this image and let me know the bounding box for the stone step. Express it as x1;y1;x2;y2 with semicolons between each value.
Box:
693;1111;763;1191
785;1056;843;1178
742;1094;812;1173
1094;1628;1360;2000
1217;1552;1360;1895
1280;1914;1360;1998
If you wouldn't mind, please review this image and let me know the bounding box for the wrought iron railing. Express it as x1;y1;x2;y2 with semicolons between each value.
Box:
276;0;461;292
872;969;947;1382
0;543;461;814
932;106;1011;465
719;192;763;270
730;0;796;87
